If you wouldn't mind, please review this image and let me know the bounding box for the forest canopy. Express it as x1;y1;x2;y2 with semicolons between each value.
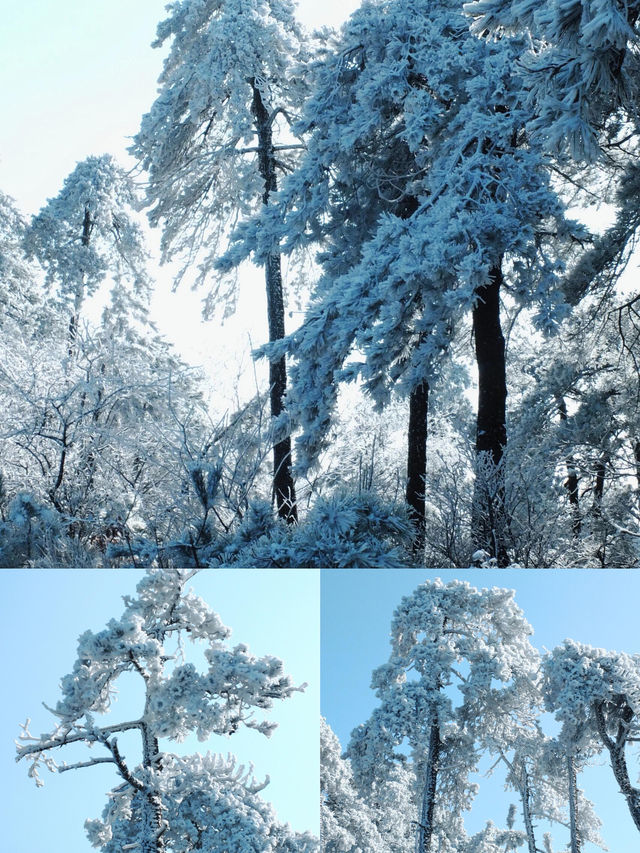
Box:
1;0;640;567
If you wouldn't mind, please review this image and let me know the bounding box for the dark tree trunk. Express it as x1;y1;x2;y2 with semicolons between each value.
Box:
593;455;606;514
520;766;537;853
406;381;429;554
415;716;440;853
68;206;92;354
557;396;581;537
634;439;640;513
472;261;508;566
251;80;297;523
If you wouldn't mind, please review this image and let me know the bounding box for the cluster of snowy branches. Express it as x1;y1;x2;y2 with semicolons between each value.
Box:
15;569;317;853
2;0;640;565
322;578;640;853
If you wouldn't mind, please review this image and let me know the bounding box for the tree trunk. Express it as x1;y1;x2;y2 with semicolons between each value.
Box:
517;765;537;853
251;80;297;523
557;396;581;537
634;439;640;512
406;382;429;555
472;261;508;566
396;194;430;552
415;716;440;853
568;754;582;853
593;455;606;515
140;724;165;853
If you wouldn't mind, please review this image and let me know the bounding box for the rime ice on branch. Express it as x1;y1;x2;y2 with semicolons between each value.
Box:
16;569;312;853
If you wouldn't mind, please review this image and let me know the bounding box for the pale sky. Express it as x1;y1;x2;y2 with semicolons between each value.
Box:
0;0;360;399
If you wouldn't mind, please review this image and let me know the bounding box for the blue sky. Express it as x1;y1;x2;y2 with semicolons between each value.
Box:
322;569;640;851
2;569;319;853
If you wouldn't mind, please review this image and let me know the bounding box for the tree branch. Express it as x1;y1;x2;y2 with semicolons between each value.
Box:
16;718;144;761
58;757;116;773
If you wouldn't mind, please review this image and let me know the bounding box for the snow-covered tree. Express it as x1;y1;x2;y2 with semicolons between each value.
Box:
500;284;640;568
465;0;640;161
16;569;313;853
462;819;525;853
227;0;583;563
345;579;542;852
490;724;604;852
25;154;151;343
0;191;43;331
219;492;413;567
0;301;213;565
544;639;640;835
321;718;388;853
133;0;311;523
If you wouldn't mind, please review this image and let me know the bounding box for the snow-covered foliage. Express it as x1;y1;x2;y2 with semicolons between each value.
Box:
544;639;640;833
218;492;414;567
465;0;640;160
16;569;314;853
544;639;640;754
133;0;308;303
0;191;43;330
224;0;584;473
87;751;313;853
321;718;389;853
0;309;214;566
26;155;151;325
345;579;540;851
502;289;640;568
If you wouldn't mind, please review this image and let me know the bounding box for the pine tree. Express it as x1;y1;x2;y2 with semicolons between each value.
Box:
544;639;640;835
345;579;541;852
321;718;388;853
25;154;151;346
132;0;310;523
16;569;313;852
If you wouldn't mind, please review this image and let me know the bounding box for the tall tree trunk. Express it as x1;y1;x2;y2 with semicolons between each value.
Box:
415;716;440;853
406;382;429;554
251;80;297;523
593;455;606;515
634;439;640;511
68;206;92;354
472;261;508;566
557;396;581;537
568;754;582;853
